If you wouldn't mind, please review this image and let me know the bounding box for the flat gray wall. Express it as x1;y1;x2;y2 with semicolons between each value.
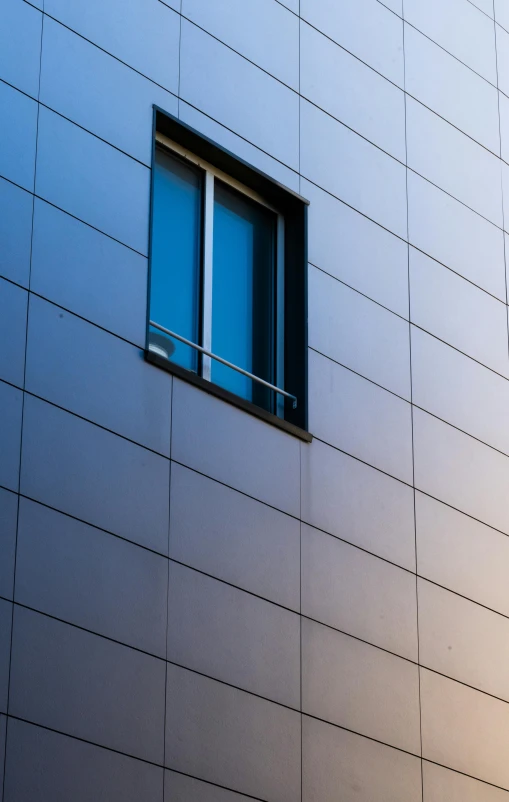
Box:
2;0;509;800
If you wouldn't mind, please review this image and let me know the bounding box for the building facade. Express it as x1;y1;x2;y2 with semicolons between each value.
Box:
2;0;509;799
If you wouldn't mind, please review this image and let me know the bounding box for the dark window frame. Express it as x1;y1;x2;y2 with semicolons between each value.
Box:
145;105;311;442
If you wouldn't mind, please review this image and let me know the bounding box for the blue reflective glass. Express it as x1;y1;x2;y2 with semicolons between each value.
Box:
149;147;202;371
211;180;276;411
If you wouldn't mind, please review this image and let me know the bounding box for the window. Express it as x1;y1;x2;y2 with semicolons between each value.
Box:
146;108;309;437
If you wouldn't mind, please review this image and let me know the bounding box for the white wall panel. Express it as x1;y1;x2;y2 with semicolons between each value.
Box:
0;0;42;99
404;0;497;84
407;171;506;299
300;0;404;87
40;18;178;165
303;178;409;317
300;21;406;161
180;20;299;169
171;379;300;517
301;439;416;570
411;327;509;453
414;408;509;534
44;0;180;90
303;717;422;802
405;24;499;153
421;669;509;790
409;247;509;376
301;99;407;238
36;108;150;254
407;97;503;226
309;350;413;483
309;266;411;399
183;0;299;90
416;491;509;619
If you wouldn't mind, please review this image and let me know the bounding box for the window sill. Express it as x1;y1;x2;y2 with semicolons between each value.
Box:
145;349;312;444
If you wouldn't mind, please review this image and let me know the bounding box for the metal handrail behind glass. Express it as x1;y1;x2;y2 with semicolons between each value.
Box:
149;320;297;409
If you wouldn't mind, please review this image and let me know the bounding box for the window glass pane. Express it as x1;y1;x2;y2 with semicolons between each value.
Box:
149;147;202;372
211;180;276;411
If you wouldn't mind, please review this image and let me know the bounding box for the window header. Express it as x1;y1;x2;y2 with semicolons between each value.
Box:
153;106;309;211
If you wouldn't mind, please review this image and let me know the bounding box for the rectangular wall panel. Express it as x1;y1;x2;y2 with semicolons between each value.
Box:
413;407;509;535
35;108;151;254
25;296;172;455
182;0;299;89
308;349;413;483
3;719;164;802
180;20;299;169
406;97;503;226
300;21;406;161
303;178;409;318
30;199;148;347
0;0;42;99
20;395;170;552
301;99;407;238
15;498;168;657
171;379;300;517
300;0;405;86
169;463;300;611
421;668;509;790
419;578;509;702
409;247;509;376
416;491;509;618
165;664;301;802
301;438;416;570
404;23;499;153
407;171;506;300
411;326;509;453
302;618;421;753
308;266;411;399
39;18;178;166
301;523;418;659
302;716;422;802
404;0;497;83
167;562;300;707
9;606;166;763
43;0;180;89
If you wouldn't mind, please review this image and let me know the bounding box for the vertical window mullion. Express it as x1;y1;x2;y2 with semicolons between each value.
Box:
201;170;215;380
276;214;285;418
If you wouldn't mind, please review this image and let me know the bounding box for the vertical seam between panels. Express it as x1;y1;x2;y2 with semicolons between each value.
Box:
298;4;301;191
299;442;303;802
163;380;175;796
177;1;183;118
402;10;424;800
298;1;303;795
493;13;509;368
162;467;171;801
2;11;45;800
